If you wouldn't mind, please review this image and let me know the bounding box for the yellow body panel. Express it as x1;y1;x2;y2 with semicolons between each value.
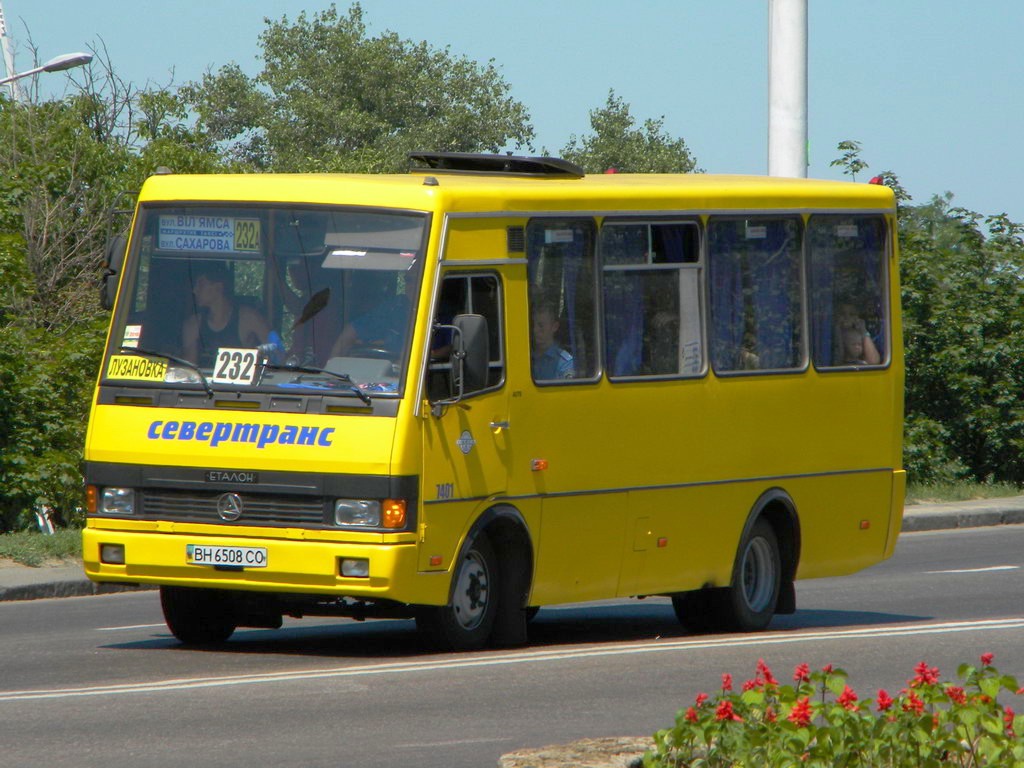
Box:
86;168;904;617
87;404;396;473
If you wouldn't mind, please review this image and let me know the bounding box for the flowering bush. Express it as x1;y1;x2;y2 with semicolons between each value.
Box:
645;654;1023;767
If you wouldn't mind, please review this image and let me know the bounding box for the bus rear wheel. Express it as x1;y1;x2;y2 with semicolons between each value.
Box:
673;518;781;633
160;586;237;645
416;534;497;651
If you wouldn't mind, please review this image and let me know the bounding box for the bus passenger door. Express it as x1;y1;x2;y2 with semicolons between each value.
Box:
419;272;510;567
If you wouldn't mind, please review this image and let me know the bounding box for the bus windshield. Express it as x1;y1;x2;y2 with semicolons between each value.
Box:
104;204;428;398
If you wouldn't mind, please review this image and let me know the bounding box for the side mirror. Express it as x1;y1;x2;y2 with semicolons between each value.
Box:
428;313;489;412
100;234;127;310
454;313;489;393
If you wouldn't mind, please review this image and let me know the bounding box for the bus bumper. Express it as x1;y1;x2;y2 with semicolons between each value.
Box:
82;525;449;606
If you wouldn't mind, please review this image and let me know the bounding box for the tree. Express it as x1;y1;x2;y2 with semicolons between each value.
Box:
899;196;1024;485
559;90;700;174
829;139;1024;487
0;45;224;530
183;3;535;172
830;139;869;181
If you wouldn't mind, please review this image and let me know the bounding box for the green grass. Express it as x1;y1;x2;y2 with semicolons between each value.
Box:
0;528;82;567
906;480;1022;505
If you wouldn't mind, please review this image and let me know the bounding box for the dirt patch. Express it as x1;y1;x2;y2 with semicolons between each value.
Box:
498;736;652;768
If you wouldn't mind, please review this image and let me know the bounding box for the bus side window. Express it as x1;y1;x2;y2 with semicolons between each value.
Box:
708;217;804;374
525;219;599;383
601;221;702;378
808;215;888;368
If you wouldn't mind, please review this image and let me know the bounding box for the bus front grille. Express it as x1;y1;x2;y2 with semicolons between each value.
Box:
140;490;326;526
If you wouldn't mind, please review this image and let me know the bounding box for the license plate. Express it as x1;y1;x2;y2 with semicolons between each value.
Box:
186;544;268;568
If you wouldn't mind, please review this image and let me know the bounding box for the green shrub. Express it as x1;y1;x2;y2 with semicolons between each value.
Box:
646;655;1023;767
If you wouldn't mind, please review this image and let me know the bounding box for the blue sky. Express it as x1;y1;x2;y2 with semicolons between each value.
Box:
7;1;1024;225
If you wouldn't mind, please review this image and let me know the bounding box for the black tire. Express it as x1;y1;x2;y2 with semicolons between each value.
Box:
160;586;237;645
416;534;498;651
721;518;781;631
672;588;726;634
672;518;781;634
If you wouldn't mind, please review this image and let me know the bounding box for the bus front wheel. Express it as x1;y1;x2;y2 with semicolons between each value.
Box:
160;586;237;645
416;534;498;651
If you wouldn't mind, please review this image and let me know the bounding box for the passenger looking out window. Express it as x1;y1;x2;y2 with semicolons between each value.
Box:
531;303;574;380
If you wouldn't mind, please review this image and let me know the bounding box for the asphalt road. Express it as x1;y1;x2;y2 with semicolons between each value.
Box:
1;524;1022;768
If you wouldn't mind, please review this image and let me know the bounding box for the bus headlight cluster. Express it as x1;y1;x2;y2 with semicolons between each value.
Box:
333;498;407;529
101;488;135;515
334;499;380;527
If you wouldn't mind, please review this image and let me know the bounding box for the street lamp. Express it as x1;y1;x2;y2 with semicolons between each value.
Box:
0;51;93;87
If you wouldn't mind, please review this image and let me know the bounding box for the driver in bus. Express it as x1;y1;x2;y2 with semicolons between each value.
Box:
182;261;270;368
329;275;415;359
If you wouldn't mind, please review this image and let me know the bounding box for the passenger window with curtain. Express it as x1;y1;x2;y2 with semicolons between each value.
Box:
708;217;804;374
808;215;888;368
525;219;599;382
600;220;702;379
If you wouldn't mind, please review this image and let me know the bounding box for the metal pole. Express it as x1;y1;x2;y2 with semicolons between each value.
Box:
0;0;23;101
768;0;808;177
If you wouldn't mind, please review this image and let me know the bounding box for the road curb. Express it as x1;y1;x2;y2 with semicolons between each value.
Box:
0;579;153;603
899;505;1024;532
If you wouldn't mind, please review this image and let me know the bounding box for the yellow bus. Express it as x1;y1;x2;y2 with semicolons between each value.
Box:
84;153;904;649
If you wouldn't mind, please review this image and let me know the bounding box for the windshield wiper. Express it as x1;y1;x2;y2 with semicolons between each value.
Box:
118;345;214;398
259;362;372;406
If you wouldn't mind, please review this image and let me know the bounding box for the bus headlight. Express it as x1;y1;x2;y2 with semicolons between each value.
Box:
101;488;135;515
334;499;380;527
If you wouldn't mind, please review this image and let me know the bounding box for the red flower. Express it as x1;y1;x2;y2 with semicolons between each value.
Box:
903;692;925;715
715;700;742;722
765;706;777;723
695;692;709;707
793;663;811;684
1005;706;1016;737
837;685;859;711
981;653;995;667
911;661;940;687
876;689;894;712
946;686;967;705
757;659;779;686
721;673;733;692
742;677;763;692
822;664;834;674
788;697;813;728
684;706;699;723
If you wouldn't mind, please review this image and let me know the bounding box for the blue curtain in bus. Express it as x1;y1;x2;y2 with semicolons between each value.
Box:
708;225;745;370
605;272;643;375
752;222;799;369
709;220;799;371
600;225;647;376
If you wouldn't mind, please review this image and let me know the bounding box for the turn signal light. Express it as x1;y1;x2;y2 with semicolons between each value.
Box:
382;499;407;529
86;485;98;514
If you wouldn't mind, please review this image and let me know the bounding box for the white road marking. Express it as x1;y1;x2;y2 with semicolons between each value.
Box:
96;623;167;632
393;737;514;749
926;566;1020;575
4;617;1023;703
